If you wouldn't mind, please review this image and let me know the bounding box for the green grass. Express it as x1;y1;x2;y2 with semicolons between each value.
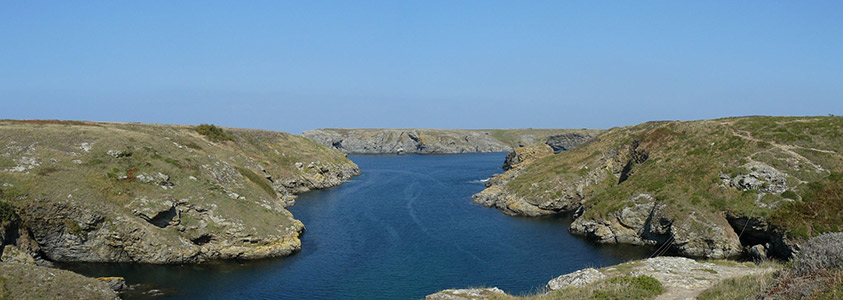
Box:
235;166;277;198
697;272;776;300
507;275;664;300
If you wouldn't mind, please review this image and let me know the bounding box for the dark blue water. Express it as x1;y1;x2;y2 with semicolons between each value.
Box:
65;153;651;299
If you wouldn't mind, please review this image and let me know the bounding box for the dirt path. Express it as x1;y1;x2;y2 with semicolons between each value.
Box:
622;257;777;300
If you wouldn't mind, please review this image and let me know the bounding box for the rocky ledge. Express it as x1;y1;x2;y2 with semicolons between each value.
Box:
302;128;601;154
475;117;843;259
426;256;776;300
0;120;359;265
0;261;120;299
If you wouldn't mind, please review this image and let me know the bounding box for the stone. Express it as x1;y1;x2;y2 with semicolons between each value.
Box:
97;276;128;291
502;143;554;170
546;268;605;291
749;244;767;260
545;132;597;153
728;162;789;194
425;287;506;300
1;245;37;265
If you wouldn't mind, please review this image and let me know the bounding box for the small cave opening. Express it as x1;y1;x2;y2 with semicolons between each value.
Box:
147;206;177;228
190;234;213;246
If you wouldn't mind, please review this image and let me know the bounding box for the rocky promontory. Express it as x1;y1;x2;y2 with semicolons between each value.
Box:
302;128;601;154
475;116;843;259
0;120;360;265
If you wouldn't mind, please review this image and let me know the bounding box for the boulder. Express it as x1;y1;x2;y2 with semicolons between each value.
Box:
546;268;605;291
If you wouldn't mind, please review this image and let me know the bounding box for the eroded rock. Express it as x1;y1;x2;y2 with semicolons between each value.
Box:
546;268;605;291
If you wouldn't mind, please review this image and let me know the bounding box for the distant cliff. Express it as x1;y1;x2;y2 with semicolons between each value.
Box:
302;128;602;154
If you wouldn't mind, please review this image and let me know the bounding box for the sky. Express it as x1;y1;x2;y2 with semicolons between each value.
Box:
1;1;842;134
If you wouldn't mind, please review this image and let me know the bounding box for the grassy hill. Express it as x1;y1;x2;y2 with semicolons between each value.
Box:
0;120;359;264
476;116;842;258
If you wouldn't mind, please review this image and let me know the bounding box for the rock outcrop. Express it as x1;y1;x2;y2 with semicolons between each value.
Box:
545;132;596;153
302;129;602;154
501;143;554;170
0;120;359;264
425;287;506;300
474;117;843;259
0;262;120;299
546;268;605;290
427;256;777;300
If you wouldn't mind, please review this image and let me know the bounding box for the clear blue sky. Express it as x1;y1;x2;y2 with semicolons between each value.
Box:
2;1;841;134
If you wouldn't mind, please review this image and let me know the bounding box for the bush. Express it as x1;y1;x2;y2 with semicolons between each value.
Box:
792;232;843;275
195;124;233;142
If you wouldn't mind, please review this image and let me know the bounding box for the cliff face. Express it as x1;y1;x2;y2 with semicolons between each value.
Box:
475;117;843;259
302;128;602;154
0;120;359;264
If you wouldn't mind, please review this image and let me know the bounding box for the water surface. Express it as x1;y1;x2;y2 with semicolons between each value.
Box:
67;153;651;299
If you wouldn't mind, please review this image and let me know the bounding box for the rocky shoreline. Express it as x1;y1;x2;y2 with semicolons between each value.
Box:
473;117;843;261
0;120;362;295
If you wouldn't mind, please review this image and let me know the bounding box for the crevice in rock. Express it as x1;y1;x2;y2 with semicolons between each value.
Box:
190;234;213;246
147;206;177;228
618;140;649;184
618;160;635;184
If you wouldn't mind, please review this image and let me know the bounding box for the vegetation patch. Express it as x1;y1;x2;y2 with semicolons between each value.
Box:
1;119;101;127
537;275;664;300
697;272;776;300
195;124;234;142
235;166;276;198
0;200;19;223
770;175;843;238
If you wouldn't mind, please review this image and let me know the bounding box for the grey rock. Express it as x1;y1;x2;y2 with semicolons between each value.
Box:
546;268;605;291
726;162;789;194
545;132;597;153
749;244;767;260
425;287;506;300
97;276;128;291
569;194;744;259
1;245;37;265
502;144;554;170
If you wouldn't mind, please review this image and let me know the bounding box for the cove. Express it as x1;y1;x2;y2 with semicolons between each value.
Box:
64;153;651;299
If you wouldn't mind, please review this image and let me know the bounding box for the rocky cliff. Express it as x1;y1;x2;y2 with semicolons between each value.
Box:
475;116;843;259
302;128;602;154
0;120;359;265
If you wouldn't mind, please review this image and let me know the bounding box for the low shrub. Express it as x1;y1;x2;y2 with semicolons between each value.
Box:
792;232;843;276
195;124;233;142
